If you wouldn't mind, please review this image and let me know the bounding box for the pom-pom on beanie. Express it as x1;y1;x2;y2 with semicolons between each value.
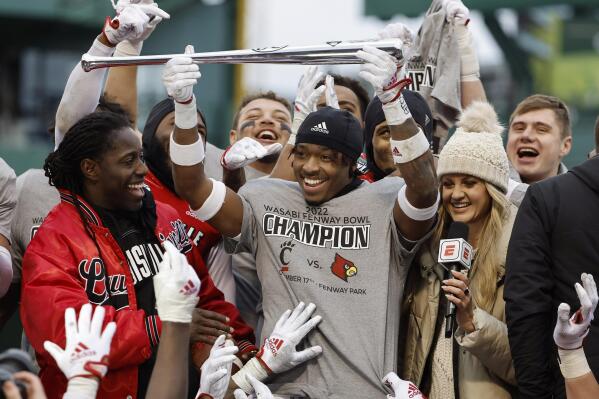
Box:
437;101;509;193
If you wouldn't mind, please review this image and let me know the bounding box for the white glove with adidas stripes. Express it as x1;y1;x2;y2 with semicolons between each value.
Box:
44;305;116;399
43;304;115;381
153;241;201;323
383;372;425;399
220;137;282;171
232;302;322;393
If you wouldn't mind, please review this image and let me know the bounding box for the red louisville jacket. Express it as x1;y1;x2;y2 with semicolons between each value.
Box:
144;171;256;356
20;190;254;399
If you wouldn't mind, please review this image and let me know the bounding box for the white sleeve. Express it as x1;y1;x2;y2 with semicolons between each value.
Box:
54;38;115;148
206;239;236;303
0;158;16;241
61;377;99;399
0;246;12;298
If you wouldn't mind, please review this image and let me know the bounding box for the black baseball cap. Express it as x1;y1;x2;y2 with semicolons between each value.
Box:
296;107;363;162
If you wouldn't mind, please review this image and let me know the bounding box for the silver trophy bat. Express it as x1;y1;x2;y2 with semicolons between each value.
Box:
81;39;403;71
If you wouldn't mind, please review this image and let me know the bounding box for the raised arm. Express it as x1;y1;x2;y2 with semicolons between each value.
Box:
0;159;16;298
103;1;168;128
357;46;438;240
269;66;326;181
43;305;116;399
553;274;599;399
54;1;169;146
146;241;201;399
441;0;487;107
165;46;244;237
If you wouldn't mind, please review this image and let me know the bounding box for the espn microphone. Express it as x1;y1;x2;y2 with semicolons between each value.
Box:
438;222;473;338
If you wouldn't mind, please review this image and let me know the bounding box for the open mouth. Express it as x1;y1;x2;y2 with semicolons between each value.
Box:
517;147;539;159
127;183;145;199
451;201;471;210
256;130;278;142
302;176;327;193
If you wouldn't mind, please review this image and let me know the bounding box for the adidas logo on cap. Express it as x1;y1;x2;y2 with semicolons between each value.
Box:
310;122;329;134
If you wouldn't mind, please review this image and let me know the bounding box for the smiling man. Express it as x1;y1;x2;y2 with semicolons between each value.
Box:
229;92;293;175
506;95;572;184
166;45;439;398
20;112;197;399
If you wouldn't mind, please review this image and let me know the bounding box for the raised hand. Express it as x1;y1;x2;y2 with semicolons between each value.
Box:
554;273;598;349
43;304;115;380
357;46;408;105
289;66;326;142
442;0;470;25
153;240;201;323
324;75;340;109
162;45;201;104
377;22;414;48
104;1;170;45
221;137;282;171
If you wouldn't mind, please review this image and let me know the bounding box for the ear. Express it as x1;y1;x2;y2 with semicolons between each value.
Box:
229;129;238;145
80;158;100;182
560;136;572;158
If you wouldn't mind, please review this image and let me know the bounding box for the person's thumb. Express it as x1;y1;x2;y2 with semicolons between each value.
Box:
264;143;283;156
556;302;572;325
185;44;195;55
43;341;64;362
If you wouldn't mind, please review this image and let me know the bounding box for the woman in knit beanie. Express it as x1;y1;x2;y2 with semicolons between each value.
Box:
400;102;518;398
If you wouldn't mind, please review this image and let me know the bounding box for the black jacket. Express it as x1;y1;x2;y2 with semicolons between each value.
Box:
505;156;599;399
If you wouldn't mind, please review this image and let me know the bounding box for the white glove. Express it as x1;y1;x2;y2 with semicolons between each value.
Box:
162;45;201;103
554;273;598;350
233;375;274;399
292;66;326;134
232;303;322;393
377;23;414;48
324;75;340;109
257;302;322;374
357;46;407;105
383;372;425;399
103;2;169;45
153;241;201;323
43;304;116;380
196;335;239;399
112;0;169;44
221;137;283;171
443;0;470;25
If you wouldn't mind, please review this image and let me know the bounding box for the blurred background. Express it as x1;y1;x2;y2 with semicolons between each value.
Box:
0;0;598;349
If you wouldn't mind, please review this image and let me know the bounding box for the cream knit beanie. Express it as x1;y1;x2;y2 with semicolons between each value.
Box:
437;101;509;193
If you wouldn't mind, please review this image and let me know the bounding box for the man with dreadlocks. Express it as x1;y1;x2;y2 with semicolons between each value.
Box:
20;111;197;399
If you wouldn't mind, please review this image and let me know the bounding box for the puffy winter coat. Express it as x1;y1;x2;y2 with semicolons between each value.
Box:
400;204;518;399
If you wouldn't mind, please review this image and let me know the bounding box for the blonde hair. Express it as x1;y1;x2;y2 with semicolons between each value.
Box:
433;182;510;312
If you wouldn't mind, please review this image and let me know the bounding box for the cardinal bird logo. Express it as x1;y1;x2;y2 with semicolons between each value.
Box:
330;253;358;282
